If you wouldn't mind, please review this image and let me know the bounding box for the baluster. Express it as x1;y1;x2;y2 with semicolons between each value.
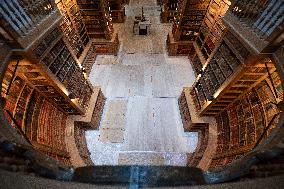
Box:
0;5;24;35
256;0;283;37
265;3;284;36
12;0;34;28
5;0;30;33
1;1;26;34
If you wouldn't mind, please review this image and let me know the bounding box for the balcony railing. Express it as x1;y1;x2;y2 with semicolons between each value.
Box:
231;0;284;39
0;0;55;36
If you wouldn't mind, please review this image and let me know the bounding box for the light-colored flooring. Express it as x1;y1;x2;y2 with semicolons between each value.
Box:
85;0;198;166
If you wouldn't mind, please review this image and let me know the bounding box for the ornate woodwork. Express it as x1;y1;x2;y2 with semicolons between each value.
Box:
189;30;279;116
56;0;90;58
76;0;114;40
109;0;125;23
160;0;178;23
167;0;211;56
209;78;282;169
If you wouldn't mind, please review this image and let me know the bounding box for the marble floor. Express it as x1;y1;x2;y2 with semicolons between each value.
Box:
85;0;198;166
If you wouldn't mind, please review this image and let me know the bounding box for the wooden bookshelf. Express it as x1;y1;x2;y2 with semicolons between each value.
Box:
109;0;125;23
166;33;195;56
91;33;120;56
74;125;94;165
56;0;90;58
76;0;114;40
187;124;209;166
160;0;178;23
167;0;211;55
209;78;282;169
22;26;93;115
190;31;278;116
2;73;71;165
82;45;97;76
188;0;229;72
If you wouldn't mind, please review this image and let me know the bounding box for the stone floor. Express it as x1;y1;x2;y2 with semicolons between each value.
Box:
85;0;198;166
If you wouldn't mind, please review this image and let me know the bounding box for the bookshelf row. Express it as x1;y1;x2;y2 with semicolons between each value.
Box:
187;125;209;166
33;28;93;112
37;98;68;153
56;0;90;58
76;0;114;40
209;79;282;169
160;0;178;23
178;90;192;130
109;0;125;23
82;45;97;76
167;0;211;55
92;34;120;55
188;0;229;65
178;0;210;41
2;75;70;165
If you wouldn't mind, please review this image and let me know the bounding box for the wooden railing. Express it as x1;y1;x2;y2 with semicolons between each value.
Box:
231;0;284;39
0;0;55;35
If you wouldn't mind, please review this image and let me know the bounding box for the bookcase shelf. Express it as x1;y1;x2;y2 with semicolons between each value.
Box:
2;72;71;165
209;77;282;169
190;32;278;116
56;0;90;58
74;124;93;166
82;45;97;76
188;0;229;67
160;0;178;23
167;0;211;56
73;87;106;165
109;0;125;23
25;26;94;115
